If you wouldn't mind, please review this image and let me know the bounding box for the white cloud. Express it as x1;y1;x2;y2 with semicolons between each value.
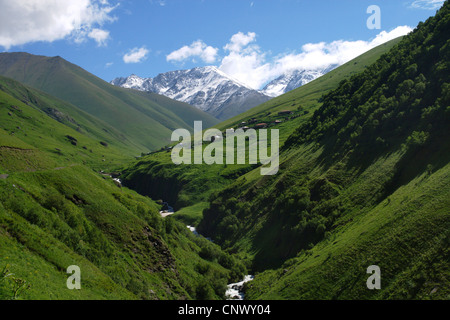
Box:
218;32;271;89
219;27;413;89
123;47;149;64
88;28;110;46
166;27;412;90
167;40;219;64
224;32;257;53
273;26;413;72
410;0;444;10
0;0;118;49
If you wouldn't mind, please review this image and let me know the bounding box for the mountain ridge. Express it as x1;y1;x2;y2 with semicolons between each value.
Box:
0;52;219;153
111;65;344;119
111;66;271;120
261;65;338;97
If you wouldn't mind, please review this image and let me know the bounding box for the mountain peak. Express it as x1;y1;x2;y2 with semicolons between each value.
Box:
111;67;270;120
262;65;338;97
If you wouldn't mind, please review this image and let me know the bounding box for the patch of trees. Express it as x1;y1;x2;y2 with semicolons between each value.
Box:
285;3;450;163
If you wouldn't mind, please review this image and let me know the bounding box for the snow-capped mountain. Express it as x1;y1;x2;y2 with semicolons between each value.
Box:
261;65;338;97
111;66;270;120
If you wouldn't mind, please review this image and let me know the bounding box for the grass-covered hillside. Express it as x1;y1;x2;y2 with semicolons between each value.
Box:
0;158;245;300
0;69;245;300
0;52;219;153
197;3;450;299
0;76;138;169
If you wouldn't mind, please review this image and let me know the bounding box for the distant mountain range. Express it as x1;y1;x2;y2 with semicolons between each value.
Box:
0;52;219;153
261;65;338;97
111;65;337;120
111;66;270;120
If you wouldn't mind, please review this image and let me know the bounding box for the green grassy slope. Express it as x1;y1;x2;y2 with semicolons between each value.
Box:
0;53;219;153
0;158;245;300
245;159;449;299
196;3;450;299
0;76;245;300
0;76;140;169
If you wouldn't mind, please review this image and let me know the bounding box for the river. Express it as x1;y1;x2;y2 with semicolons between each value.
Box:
161;203;254;300
185;225;254;300
225;275;255;300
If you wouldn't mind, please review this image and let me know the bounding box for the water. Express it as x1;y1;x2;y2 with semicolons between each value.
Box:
186;225;199;236
159;202;175;217
184;226;253;300
186;225;213;242
225;275;254;300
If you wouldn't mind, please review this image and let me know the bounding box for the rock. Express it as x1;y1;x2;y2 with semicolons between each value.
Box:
66;135;78;146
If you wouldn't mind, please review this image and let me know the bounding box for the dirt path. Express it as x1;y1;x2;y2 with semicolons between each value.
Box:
0;174;9;179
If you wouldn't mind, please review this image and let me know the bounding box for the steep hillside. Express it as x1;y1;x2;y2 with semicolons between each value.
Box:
0;53;219;153
197;3;450;299
0;154;245;300
112;66;270;120
0;76;139;168
0;75;245;300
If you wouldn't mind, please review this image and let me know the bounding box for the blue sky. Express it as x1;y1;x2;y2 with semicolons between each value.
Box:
0;0;444;89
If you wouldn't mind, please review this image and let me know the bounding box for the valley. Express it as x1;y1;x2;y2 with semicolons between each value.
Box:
0;2;449;302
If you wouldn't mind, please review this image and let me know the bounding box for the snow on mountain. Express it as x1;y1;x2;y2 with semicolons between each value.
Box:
261;65;338;97
111;65;339;119
111;66;270;120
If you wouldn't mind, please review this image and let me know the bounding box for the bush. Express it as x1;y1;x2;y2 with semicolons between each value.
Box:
195;281;215;300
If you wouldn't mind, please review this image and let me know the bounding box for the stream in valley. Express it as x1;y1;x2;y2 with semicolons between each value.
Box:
225;275;255;300
160;202;254;300
184;225;254;300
